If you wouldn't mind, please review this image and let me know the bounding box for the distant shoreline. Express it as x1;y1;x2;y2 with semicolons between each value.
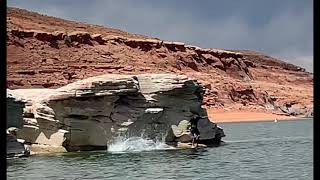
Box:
213;117;312;124
207;109;312;124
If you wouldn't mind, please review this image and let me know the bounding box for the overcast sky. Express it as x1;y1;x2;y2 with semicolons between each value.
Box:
8;0;313;72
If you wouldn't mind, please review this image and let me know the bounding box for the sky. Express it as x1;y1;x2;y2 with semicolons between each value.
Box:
7;0;313;72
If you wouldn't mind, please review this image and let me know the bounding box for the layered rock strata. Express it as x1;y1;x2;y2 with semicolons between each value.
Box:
7;7;313;120
9;74;225;153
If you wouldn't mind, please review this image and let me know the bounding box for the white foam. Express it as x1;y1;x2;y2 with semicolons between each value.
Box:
107;136;175;153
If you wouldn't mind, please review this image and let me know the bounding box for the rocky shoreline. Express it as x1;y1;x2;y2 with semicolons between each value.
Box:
7;74;225;156
6;7;313;157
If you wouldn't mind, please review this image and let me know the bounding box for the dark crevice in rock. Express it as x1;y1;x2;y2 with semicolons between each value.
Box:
68;114;89;120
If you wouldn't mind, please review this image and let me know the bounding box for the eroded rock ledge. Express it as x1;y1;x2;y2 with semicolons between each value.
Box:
9;29;242;57
9;74;225;154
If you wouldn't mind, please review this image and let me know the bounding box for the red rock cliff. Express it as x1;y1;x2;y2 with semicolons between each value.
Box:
7;7;313;117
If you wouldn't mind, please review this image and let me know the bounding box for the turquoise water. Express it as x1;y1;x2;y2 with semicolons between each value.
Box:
7;119;313;180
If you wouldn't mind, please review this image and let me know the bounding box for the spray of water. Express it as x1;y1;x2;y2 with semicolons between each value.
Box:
107;136;175;153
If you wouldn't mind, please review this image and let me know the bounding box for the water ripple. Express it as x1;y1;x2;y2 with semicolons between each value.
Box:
7;119;313;180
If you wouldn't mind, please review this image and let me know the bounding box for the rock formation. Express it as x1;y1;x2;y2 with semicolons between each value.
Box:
6;7;313;119
9;74;225;153
7;90;30;158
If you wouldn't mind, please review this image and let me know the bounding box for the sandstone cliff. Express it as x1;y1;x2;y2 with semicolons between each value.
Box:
9;74;224;153
7;7;313;118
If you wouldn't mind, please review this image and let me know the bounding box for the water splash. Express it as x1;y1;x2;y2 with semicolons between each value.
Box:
107;136;175;153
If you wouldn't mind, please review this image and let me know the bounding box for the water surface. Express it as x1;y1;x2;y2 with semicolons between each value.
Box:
7;119;313;180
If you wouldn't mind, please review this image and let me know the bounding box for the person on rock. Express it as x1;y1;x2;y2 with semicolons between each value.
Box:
189;113;206;148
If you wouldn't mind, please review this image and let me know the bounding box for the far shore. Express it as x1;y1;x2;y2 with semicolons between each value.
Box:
206;109;311;124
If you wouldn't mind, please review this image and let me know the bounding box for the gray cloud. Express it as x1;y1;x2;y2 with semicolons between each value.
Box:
8;0;313;72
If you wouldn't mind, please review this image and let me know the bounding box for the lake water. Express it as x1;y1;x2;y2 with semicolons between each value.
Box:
7;119;313;180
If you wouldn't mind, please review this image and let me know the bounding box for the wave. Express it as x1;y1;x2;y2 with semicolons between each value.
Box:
107;136;175;153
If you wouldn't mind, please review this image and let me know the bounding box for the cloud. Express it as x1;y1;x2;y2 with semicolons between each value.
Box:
7;0;313;72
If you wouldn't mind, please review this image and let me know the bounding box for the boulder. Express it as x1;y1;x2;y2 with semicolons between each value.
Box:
278;102;310;116
171;120;192;142
10;74;225;153
7;133;30;158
